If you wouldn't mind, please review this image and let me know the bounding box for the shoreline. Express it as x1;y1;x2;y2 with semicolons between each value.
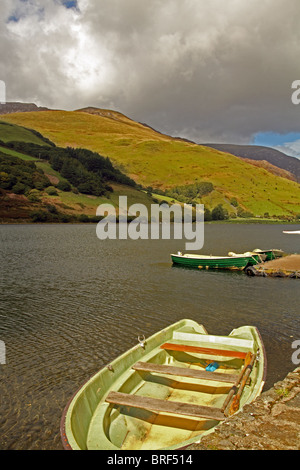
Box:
188;367;300;450
0;219;299;225
246;254;300;278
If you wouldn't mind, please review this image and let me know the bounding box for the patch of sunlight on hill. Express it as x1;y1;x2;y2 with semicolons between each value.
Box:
0;121;51;146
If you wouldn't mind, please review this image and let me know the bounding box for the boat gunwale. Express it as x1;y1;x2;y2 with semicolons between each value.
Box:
60;321;267;451
61;389;79;450
171;254;256;260
60;319;200;450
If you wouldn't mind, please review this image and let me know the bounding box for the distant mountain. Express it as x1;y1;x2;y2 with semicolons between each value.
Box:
0;102;50;115
203;143;300;182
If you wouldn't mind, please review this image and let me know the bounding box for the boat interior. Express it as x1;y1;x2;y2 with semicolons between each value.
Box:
85;326;260;450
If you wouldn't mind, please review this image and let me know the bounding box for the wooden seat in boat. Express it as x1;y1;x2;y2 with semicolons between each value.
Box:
105;391;225;421
160;342;249;359
132;361;238;384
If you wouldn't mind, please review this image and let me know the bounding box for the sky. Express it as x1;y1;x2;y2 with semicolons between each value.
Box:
0;0;300;157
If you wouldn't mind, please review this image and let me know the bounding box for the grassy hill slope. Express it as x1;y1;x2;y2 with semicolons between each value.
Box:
0;121;52;146
1;109;300;217
203;143;300;182
0;121;154;223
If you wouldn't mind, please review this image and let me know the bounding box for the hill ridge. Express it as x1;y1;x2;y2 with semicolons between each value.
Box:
0;102;51;114
0;106;299;217
203;143;300;182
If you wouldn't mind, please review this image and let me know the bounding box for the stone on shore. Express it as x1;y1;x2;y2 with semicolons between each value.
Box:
188;367;300;450
246;254;300;278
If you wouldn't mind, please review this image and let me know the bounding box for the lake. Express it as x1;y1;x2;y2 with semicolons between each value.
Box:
0;223;299;449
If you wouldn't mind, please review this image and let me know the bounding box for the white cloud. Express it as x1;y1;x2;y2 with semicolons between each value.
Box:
1;0;300;144
275;140;300;159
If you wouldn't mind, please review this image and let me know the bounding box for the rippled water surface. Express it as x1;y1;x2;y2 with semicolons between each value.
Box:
0;223;299;449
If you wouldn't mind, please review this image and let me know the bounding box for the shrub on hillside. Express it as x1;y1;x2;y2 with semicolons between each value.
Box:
0;153;51;193
211;204;229;220
57;180;71;192
45;186;58;196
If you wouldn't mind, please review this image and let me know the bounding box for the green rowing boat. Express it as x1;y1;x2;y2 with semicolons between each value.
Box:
228;251;265;263
61;319;266;450
253;248;284;261
171;252;259;270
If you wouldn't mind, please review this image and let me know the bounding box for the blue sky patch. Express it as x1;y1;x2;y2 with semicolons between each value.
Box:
7;15;20;23
62;1;78;9
7;0;78;24
252;132;300;148
6;0;45;24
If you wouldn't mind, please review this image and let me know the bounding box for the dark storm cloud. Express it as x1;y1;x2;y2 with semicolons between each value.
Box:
1;0;300;143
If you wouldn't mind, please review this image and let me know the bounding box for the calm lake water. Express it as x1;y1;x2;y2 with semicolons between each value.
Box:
0;223;299;450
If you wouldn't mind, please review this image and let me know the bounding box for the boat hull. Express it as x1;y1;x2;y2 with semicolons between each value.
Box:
253;249;284;261
61;319;266;451
171;253;258;270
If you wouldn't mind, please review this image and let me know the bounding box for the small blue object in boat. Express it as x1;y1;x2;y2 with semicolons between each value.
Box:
205;361;219;372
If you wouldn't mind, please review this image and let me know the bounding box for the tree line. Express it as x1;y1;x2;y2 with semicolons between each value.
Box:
0;152;50;194
0;140;137;196
149;181;214;204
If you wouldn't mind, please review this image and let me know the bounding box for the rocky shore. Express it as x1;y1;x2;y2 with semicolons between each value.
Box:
188;367;300;450
246;254;300;278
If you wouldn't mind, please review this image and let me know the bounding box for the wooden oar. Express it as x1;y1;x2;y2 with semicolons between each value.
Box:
227;352;257;416
221;351;253;416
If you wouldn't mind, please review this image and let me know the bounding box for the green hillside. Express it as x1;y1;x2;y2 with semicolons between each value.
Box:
0;150;154;223
0;121;52;146
1;109;300;217
0;121;154;223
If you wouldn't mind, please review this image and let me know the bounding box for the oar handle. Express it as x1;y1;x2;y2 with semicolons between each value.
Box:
221;352;253;414
228;353;257;416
